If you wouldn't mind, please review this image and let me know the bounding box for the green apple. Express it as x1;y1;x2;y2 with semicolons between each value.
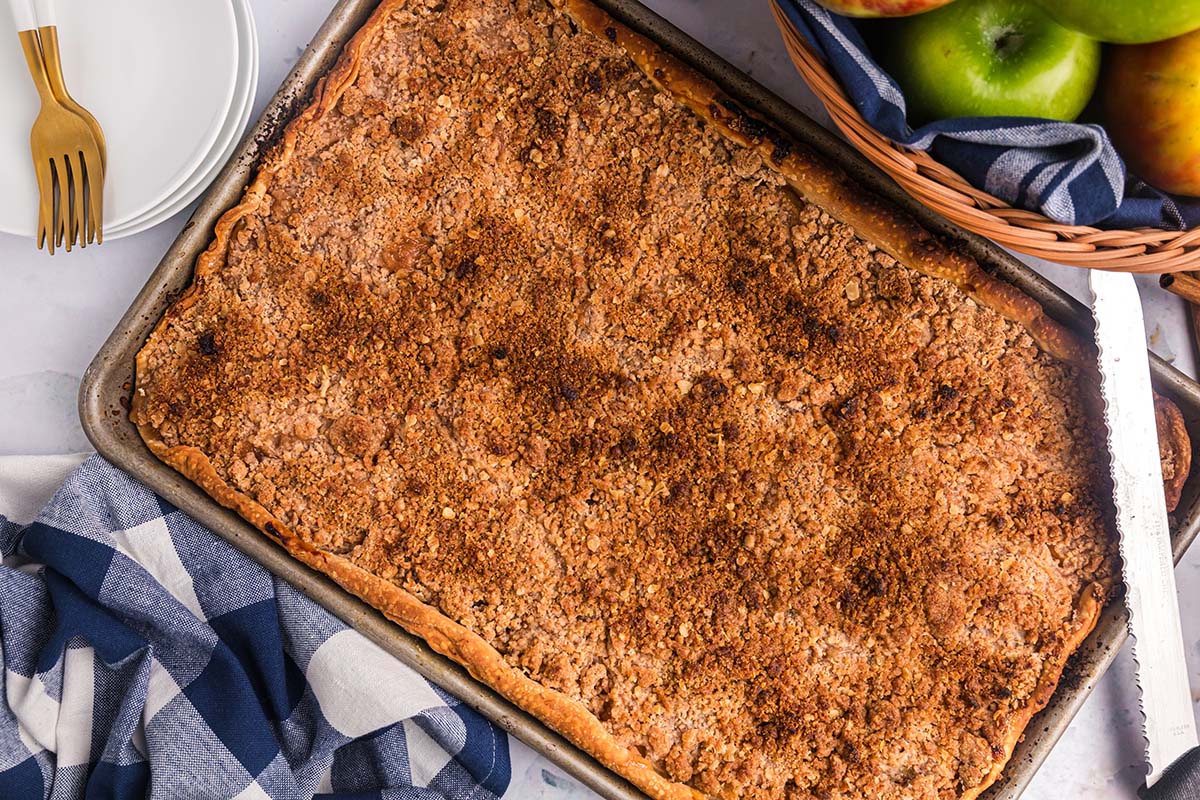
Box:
1031;0;1200;45
880;0;1101;124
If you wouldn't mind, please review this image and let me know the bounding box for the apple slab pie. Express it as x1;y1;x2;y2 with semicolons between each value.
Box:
132;1;1191;798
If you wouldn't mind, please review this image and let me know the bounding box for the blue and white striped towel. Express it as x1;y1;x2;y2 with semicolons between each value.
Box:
778;0;1200;230
0;455;513;800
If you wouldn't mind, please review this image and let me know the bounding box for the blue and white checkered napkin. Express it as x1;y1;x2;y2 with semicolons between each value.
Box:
0;455;512;800
777;0;1200;229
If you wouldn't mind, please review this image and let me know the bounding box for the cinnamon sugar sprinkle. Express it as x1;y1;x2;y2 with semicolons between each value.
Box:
135;1;1120;797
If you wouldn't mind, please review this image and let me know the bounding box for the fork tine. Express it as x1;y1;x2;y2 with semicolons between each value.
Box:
69;152;85;249
80;153;96;245
57;159;69;252
69;153;83;249
33;154;53;253
53;158;68;252
62;154;74;250
50;157;65;253
87;153;103;245
80;155;91;246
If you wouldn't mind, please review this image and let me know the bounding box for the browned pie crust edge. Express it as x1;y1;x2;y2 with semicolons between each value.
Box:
131;2;1190;799
1157;395;1191;512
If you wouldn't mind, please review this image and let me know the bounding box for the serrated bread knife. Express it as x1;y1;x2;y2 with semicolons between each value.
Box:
1088;269;1199;799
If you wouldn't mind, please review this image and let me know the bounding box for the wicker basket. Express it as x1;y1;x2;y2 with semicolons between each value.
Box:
770;0;1200;273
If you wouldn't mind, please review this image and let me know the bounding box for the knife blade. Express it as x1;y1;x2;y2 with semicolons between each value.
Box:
1088;269;1198;794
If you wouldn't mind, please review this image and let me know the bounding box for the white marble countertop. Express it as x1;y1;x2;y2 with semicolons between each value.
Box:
0;1;1197;797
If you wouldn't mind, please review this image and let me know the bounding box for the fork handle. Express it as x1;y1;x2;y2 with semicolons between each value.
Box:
17;29;55;104
31;0;53;26
7;0;36;31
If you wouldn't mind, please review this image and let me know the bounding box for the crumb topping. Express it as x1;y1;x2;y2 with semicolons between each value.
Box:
134;1;1118;797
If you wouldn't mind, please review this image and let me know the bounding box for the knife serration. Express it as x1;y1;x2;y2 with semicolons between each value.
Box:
1088;269;1197;787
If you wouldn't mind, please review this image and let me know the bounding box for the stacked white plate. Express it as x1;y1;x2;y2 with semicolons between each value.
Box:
0;0;258;241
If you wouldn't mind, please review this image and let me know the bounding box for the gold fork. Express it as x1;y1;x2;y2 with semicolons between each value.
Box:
14;13;104;252
38;23;105;244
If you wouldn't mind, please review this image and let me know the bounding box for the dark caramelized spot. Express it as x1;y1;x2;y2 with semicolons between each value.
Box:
534;107;564;138
197;332;218;356
665;479;691;505
392;113;424;144
716;98;769;141
695;376;729;403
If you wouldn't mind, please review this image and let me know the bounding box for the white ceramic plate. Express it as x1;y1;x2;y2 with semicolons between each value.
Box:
0;0;238;238
107;0;257;238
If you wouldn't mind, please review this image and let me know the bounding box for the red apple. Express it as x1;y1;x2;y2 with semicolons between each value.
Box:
811;0;958;18
1104;29;1200;198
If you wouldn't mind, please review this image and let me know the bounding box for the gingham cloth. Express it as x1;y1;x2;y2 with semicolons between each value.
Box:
0;455;513;800
778;0;1200;229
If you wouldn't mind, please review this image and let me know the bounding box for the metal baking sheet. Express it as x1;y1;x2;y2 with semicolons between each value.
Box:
78;2;1200;798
